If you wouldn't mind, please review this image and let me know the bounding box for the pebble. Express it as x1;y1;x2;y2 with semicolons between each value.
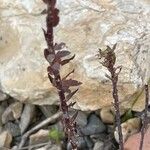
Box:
100;107;114;124
0;131;12;148
29;129;49;145
114;117;141;143
19;104;36;134
93;141;104;150
2;102;23;124
80;114;106;135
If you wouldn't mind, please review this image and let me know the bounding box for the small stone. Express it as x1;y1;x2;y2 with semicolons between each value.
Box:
100;107;114;124
2;102;23;124
93;141;104;150
0;131;12;148
39;105;58;118
84;136;94;149
29;129;49;145
0;90;8;101
36;143;61;150
81;114;106;135
5;122;21;137
103;141;115;150
10;102;23;120
20;104;36;134
124;126;150;150
114;117;141;143
0;105;5;126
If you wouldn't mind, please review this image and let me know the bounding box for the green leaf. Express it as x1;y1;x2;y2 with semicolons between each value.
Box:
121;109;133;123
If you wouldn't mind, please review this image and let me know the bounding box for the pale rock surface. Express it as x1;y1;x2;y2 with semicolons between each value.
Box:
0;131;12;148
114;117;141;143
100;107;114;124
20;104;36;134
2;101;23;124
29;129;49;145
124;126;150;150
0;0;150;110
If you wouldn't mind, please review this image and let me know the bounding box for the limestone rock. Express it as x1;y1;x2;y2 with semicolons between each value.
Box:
0;131;12;148
0;0;149;110
29;129;49;145
114;117;141;143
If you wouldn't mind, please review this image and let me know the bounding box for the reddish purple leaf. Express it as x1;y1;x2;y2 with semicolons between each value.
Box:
70;111;78;124
66;89;78;102
47;54;55;63
60;55;75;66
54;43;66;51
44;48;50;59
56;50;71;58
48;73;56;87
47;66;53;74
62;69;75;80
68;102;76;107
62;79;82;87
51;62;60;71
52;8;59;27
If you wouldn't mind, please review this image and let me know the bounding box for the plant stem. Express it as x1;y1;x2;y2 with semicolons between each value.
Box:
139;85;149;150
110;69;124;150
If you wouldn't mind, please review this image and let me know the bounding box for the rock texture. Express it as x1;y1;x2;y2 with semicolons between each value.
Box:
124;126;150;150
0;131;12;148
0;0;150;110
114;117;141;143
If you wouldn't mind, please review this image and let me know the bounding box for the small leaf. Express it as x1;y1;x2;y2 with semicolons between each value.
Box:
60;55;75;66
112;43;117;51
121;109;133;123
48;73;56;86
105;74;112;80
56;50;71;58
62;79;82;87
47;54;55;63
52;8;60;27
68;102;76;107
49;128;64;143
62;69;75;80
44;48;50;59
47;66;53;75
54;42;66;51
70;111;78;124
51;62;60;72
115;66;122;75
66;89;78;101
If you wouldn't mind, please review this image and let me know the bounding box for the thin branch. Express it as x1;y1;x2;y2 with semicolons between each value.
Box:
18;111;62;149
139;85;149;150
